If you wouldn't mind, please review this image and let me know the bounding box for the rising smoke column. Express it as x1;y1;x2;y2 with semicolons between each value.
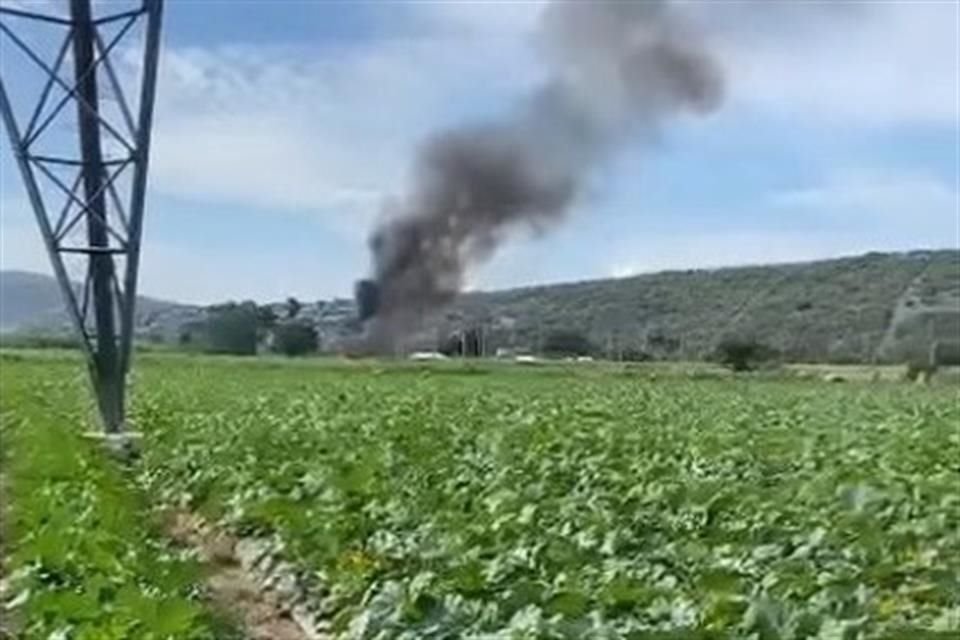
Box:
362;0;724;332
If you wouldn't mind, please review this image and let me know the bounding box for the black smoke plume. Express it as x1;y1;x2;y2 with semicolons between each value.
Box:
360;0;724;337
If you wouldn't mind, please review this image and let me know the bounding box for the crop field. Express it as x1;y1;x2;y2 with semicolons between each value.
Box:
1;352;958;639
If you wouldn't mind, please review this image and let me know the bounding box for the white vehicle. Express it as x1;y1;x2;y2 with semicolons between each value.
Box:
409;351;449;361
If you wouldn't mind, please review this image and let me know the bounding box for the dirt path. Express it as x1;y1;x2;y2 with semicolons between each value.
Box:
1;452;323;639
875;261;933;359
165;512;330;640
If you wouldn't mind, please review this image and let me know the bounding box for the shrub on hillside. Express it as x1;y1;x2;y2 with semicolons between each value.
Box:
713;337;778;372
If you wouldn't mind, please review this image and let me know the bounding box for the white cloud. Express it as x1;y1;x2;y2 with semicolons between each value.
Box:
427;0;959;128
149;47;401;229
0;0;65;17
604;169;957;280
605;168;958;281
713;1;958;126
144;30;538;235
133;0;959;231
605;228;942;281
771;169;957;231
419;1;545;37
3;0;956;304
606;232;834;279
0;0;140;22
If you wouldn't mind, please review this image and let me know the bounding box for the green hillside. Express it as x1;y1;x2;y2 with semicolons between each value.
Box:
435;249;960;363
5;249;959;364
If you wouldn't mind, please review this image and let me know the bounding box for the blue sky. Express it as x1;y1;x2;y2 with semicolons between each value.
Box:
1;0;957;304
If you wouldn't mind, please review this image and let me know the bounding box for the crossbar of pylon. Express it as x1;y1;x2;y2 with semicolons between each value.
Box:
0;0;163;434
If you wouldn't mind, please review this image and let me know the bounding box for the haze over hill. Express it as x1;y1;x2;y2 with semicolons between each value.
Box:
0;270;197;337
0;271;66;332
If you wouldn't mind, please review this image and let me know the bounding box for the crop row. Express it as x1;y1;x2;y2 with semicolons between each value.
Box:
0;358;236;640
128;359;960;639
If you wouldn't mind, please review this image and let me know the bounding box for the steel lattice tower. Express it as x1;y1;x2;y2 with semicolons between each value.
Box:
0;0;163;436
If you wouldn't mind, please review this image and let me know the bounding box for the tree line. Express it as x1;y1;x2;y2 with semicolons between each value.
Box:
178;299;787;371
179;297;318;357
177;299;958;376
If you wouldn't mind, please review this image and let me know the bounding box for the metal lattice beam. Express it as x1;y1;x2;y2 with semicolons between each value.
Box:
0;0;164;434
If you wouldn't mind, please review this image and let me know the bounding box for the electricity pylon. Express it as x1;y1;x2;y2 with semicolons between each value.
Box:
0;0;163;436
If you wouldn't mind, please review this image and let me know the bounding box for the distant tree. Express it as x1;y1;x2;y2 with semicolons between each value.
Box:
542;329;593;357
272;321;319;357
714;337;778;372
205;302;258;355
286;297;302;319
257;305;278;329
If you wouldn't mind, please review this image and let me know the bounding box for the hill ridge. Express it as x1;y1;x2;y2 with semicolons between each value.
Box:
3;248;958;363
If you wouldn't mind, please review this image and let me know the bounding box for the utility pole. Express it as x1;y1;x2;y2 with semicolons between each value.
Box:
0;0;164;441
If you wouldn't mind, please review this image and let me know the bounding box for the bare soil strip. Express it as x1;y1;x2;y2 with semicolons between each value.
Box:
165;511;330;640
876;261;934;358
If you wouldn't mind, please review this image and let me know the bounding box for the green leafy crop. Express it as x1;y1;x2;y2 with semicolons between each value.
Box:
129;357;959;639
2;354;958;638
0;361;233;640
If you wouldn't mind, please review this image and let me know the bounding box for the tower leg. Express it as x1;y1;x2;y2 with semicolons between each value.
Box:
1;0;163;438
70;0;123;432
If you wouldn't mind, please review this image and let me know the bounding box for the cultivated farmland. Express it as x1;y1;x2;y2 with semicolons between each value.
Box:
1;353;958;639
